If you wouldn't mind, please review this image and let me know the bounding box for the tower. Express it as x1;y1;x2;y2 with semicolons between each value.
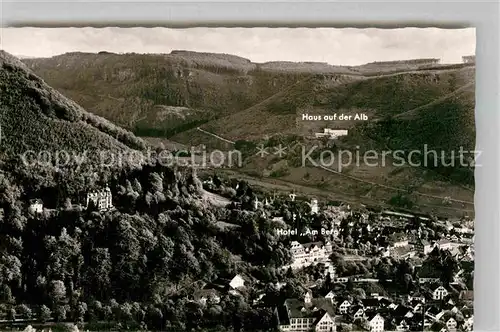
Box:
311;199;319;214
304;290;313;306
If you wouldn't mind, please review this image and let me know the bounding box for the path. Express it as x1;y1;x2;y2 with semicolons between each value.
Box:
196;127;235;145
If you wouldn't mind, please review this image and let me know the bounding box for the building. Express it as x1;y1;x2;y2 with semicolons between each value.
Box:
86;187;113;211
432;286;449;301
277;291;336;332
389;233;409;248
446;317;458;331
310;199;319;214
395;318;409;331
462;55;475;64
28;199;43;214
435;239;452;251
229;274;246;289
324;263;336;279
367;313;384;332
193;289;221;305
324;291;335;303
338;300;351;314
289;241;333;269
314;128;348;140
416;239;434;255
462;315;473;331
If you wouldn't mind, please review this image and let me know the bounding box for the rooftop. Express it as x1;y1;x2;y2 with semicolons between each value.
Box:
284;298;335;319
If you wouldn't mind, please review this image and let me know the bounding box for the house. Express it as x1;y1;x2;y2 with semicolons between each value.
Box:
445;317;458;331
367;313;384;332
395;318;409;331
390;246;416;259
462;315;473;331
86;187;113;211
324;263;336;278
277;291;336;332
351;306;365;320
314;128;348;140
407;293;426;303
28;199;44;214
229;274;246;290
416;239;434;255
435;239;452;251
193;289;221;305
425;306;441;320
432;286;449;301
324;291;335;303
338;300;351;314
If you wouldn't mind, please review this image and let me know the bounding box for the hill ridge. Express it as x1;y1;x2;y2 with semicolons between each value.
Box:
0;51;148;157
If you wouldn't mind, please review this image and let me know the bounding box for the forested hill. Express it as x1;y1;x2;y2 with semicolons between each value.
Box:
0;51;293;331
0;50;147;157
0;50;152;196
22;51;473;139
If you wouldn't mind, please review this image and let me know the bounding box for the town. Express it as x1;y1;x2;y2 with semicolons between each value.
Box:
14;178;474;332
192;177;474;332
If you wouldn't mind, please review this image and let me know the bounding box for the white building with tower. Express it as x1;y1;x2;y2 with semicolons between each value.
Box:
86;187;113;211
277;290;336;332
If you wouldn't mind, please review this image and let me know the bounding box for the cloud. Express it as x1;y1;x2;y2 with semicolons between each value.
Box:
0;27;475;65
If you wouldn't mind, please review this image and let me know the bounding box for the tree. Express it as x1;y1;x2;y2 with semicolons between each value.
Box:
133;178;143;193
149;173;163;193
54;304;68;322
76;302;87;324
50;280;67;304
17;304;32;320
40;305;52;323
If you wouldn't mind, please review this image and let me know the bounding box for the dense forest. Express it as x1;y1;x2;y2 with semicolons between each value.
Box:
0;157;298;331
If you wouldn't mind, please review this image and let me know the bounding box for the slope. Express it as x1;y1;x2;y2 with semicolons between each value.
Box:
0;51;153;199
22;52;474;141
0;51;147;157
191;66;475;145
22;52;310;137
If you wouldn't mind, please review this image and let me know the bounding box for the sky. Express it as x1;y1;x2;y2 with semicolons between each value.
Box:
0;27;476;65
